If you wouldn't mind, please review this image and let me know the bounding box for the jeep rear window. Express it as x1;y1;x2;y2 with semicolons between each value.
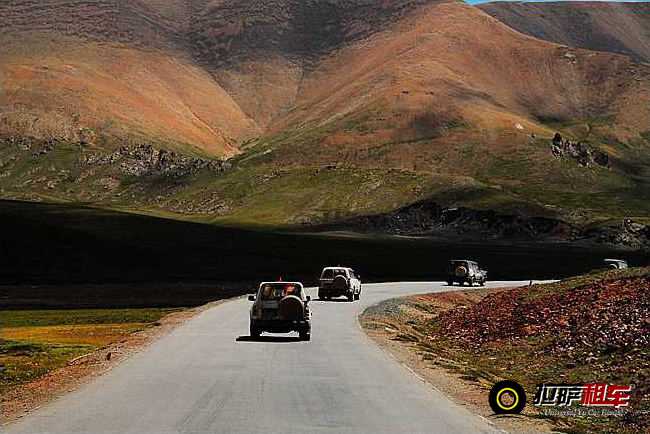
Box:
260;283;302;300
322;269;346;279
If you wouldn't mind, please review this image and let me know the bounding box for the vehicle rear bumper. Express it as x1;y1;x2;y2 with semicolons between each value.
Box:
318;286;351;297
448;275;468;280
447;275;486;282
251;319;310;333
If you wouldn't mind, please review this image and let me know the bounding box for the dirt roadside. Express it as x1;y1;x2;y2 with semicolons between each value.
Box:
1;297;238;425
360;288;558;434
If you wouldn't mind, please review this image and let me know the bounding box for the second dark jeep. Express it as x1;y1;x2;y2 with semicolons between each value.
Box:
447;260;487;286
318;267;361;301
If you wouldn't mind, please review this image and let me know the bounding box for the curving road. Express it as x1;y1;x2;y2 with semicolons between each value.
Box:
6;281;535;434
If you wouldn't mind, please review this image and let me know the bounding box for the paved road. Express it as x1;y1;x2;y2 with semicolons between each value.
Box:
7;281;536;434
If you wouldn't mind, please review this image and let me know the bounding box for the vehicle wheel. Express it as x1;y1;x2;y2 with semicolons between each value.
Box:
299;330;310;341
469;278;475;287
447;281;453;286
348;293;354;302
354;292;360;301
250;324;261;338
480;280;486;287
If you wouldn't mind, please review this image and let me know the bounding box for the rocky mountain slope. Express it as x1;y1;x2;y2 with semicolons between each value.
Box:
1;0;650;237
479;1;650;62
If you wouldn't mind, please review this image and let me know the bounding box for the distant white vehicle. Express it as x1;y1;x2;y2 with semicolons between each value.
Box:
604;259;628;269
318;267;362;302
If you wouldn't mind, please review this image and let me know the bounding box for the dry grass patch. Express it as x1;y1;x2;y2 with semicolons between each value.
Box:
1;324;147;347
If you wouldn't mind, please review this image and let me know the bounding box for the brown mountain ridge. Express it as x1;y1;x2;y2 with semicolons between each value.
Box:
1;0;650;234
479;1;650;62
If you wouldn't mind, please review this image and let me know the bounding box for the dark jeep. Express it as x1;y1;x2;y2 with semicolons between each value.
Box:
447;260;487;286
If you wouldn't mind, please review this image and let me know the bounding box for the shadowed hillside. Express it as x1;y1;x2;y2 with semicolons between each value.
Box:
1;200;646;307
479;1;650;62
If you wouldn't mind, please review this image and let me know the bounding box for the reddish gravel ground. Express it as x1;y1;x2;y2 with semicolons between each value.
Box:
365;267;649;434
436;269;649;433
439;273;649;373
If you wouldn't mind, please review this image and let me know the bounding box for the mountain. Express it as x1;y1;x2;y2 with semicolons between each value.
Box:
1;0;649;240
0;0;259;156
0;0;438;154
478;1;650;62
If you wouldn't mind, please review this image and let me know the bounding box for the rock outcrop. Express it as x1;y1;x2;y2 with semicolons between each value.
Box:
551;133;609;168
82;144;230;178
5;137;230;178
325;199;650;249
583;219;650;251
325;200;576;240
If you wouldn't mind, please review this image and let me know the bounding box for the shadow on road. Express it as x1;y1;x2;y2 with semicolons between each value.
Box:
315;298;354;303
236;335;303;343
490;414;528;420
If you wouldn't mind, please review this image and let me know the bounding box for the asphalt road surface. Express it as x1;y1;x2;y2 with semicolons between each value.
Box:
7;281;536;434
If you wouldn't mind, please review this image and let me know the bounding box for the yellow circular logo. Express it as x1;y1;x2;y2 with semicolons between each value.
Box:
496;387;520;411
489;380;527;414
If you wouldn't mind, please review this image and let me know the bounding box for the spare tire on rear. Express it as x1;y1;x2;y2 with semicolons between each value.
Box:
455;266;468;277
332;275;349;291
279;295;305;320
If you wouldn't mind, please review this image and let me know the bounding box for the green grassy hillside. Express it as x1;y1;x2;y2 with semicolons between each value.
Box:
2;129;649;233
